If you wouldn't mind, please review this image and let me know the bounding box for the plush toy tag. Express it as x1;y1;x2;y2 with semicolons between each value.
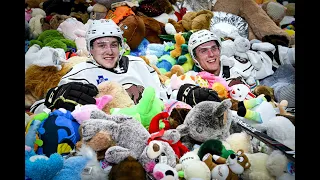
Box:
160;156;168;164
82;166;92;175
100;159;113;172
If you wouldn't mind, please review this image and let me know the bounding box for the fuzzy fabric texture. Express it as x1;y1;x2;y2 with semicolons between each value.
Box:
96;81;135;114
109;156;146;180
242;152;275;180
212;0;292;46
139;140;177;170
176;99;234;150
80;113;150;164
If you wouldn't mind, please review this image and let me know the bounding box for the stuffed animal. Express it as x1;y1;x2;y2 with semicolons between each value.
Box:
25;56;88;107
266;150;295;180
241;152;276;180
117;15;146;50
224;131;253;154
253;116;295;151
87;3;108;20
26;0;47;8
56;17;89;55
147;129;190;159
175;150;211;180
41;14;72;31
109;156;147;180
138;14;166;44
170;33;186;58
25;144;95;180
167;107;191;129
76;128;116;161
95;81;135;114
261;1;287;26
176;99;234;150
137;0;174;17
152;163;179;180
80;113;151;164
203;149;251;180
228;84;256;102
28;8;46;39
110;86;165;130
197;139;235;161
211;0;293;46
181;9;213;31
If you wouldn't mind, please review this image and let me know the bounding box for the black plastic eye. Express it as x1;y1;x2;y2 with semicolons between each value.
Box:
161;153;165;156
155;158;159;163
123;25;128;29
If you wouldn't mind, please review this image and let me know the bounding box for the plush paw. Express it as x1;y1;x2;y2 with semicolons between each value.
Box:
105;146;132;164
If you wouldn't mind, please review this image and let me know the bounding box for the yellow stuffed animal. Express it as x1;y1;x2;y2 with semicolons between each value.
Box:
170;33;186;58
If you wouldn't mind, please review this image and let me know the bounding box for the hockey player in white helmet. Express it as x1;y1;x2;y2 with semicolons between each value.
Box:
188;29;225;77
31;19;168;113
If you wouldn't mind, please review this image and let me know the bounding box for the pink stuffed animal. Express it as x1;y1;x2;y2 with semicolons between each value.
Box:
71;95;113;124
57;18;89;56
197;71;231;91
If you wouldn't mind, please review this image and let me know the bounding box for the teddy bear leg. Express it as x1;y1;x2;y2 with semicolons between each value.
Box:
105;146;134;164
237;0;291;46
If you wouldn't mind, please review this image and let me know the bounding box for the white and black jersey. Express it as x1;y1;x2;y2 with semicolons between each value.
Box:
31;55;168;113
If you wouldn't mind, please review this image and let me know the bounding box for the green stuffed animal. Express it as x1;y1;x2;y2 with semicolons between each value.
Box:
29;29;76;52
110;86;165;130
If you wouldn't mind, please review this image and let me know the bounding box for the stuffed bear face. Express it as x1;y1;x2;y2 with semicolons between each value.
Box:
178;99;233;142
139;140;177;172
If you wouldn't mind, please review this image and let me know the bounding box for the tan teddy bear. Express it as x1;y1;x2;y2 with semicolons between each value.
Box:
181;10;214;31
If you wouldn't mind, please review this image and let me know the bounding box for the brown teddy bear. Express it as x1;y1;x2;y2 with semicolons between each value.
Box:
25;56;88;108
212;0;292;46
109;156;147;180
181;10;213;31
118;15;146;50
137;12;166;44
168;18;185;33
95;81;135;114
41;14;71;31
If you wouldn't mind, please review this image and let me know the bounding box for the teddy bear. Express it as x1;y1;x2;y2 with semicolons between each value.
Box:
211;0;293;46
87;3;108;20
181;9;213;31
26;0;47;8
202;149;251;180
137;0;175;17
118;15;146;50
25;55;88;108
41;14;72;31
241;152;276;180
148;128;190;159
176;99;236;150
137;13;167;44
109;156;147;180
80;113;151;164
152;163;179;180
139;140;178;172
28;8;46;39
266;150;295;180
95;81;135;114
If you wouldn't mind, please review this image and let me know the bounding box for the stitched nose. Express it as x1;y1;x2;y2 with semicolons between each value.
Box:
230;154;236;159
153;143;160;152
165;170;174;176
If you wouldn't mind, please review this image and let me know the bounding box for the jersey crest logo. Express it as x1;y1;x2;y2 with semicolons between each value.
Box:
96;75;108;84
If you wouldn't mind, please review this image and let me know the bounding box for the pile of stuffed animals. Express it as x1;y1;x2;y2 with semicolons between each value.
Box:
25;0;295;179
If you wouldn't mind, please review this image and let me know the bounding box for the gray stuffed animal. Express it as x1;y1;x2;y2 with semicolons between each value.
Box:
80;111;150;164
176;99;235;150
139;140;177;173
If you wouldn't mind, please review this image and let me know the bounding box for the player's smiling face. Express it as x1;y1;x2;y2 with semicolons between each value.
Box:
195;40;221;76
90;37;120;69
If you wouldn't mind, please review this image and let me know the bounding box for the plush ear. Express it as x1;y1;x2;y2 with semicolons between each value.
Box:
213;99;232;118
244;161;251;169
236;149;244;155
95;95;113;110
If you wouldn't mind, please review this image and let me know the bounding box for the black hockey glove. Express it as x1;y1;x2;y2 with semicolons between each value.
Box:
176;83;221;107
44;82;98;111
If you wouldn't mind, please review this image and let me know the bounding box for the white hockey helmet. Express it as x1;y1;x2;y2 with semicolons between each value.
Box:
85;19;124;52
188;29;221;69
